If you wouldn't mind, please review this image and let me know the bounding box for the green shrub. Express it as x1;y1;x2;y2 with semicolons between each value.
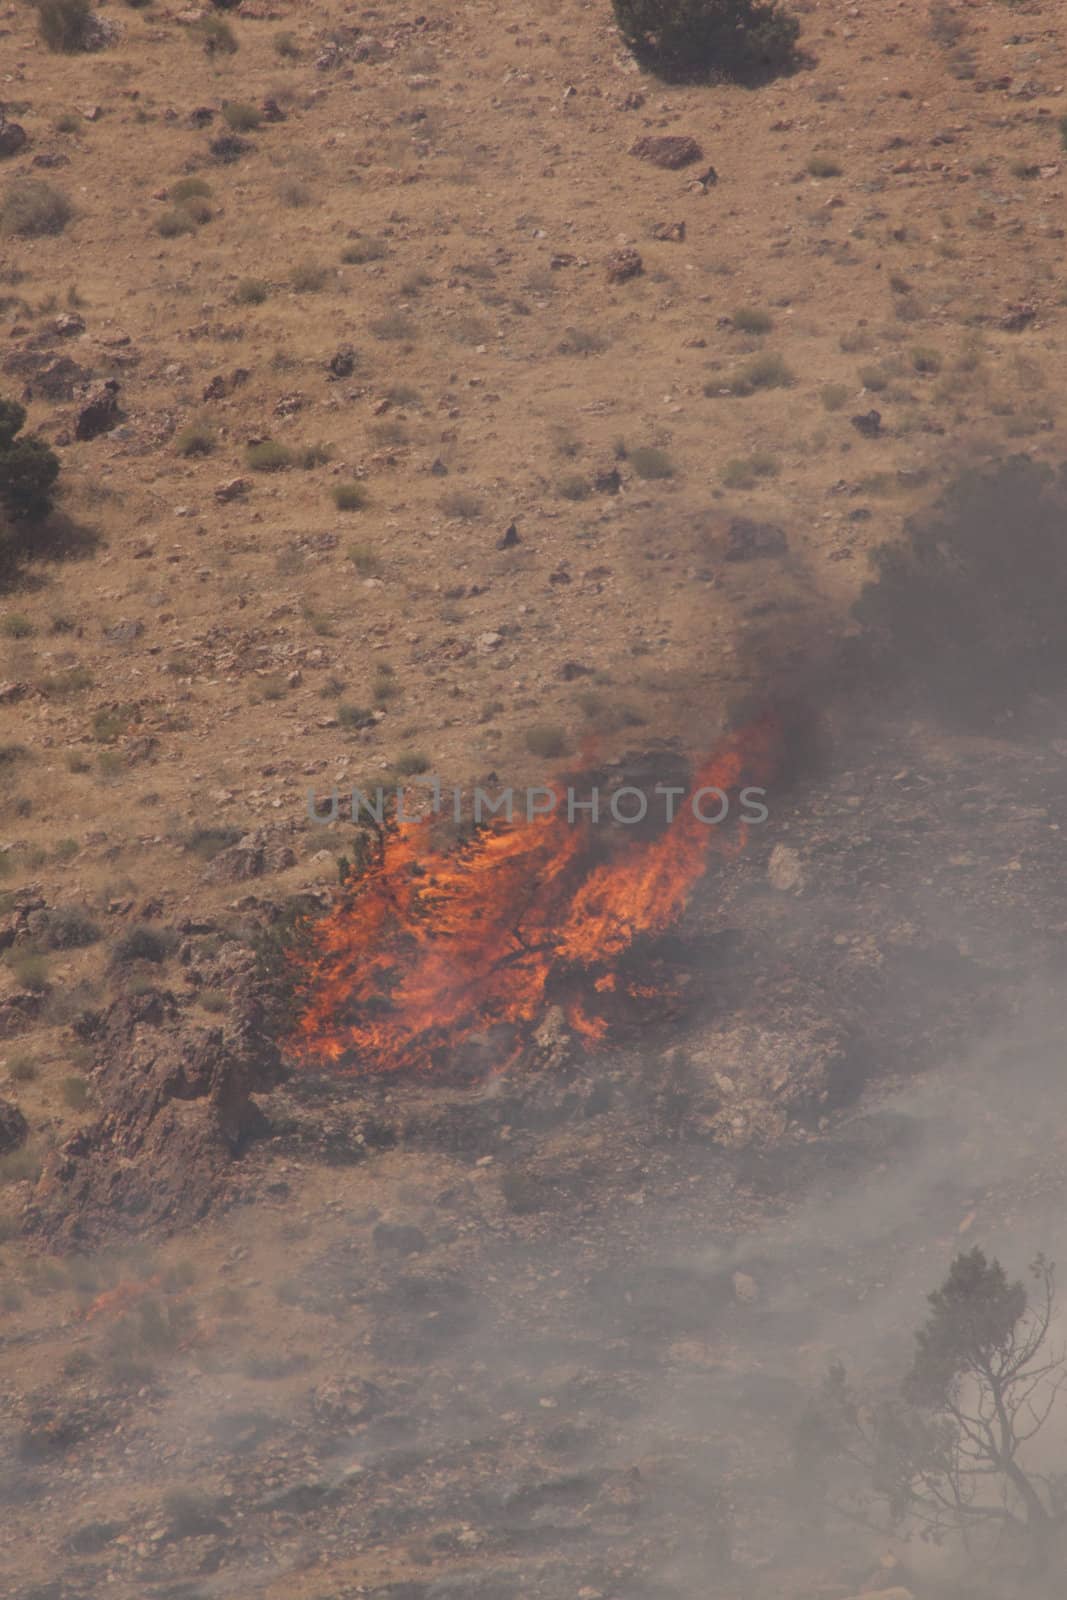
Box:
170;177;212;202
0;180;73;238
337;702;373;730
291;259;327;293
341;235;387;264
44;907;100;949
6;1052;38;1083
440;489;483;519
628;445;675;480
911;345;943;375
807;154;842;178
234;277;269;305
246;440;294;472
333;482;367;511
2;613;33;638
196;14;237;53
37;0;94;53
733;306;774;334
347;540;380;575
157;208;195;238
717;351;794;396
395;749;431;776
9;953;48;992
175;422;215;457
222;101;261;132
185;825;241;860
112;924;172;965
369;313;415;341
820;382;850;411
525;724;569;759
61;1075;90;1110
274;29;301;58
558;474;591;501
0;402;61;524
612;0;799;83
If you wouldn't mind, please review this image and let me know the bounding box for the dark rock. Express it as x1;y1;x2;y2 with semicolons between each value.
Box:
651;219;686;241
202;829;297;884
0;1097;28;1157
593;465;622;494
261;96;286;123
0;117;28;159
605;246;643;284
53;313;85;338
724;518;789;562
189;106;215;127
629;135;704;170
560;660;593;680
850;408;883;438
74;378;121;441
497;520;520;548
327;344;357;379
103;619;144;645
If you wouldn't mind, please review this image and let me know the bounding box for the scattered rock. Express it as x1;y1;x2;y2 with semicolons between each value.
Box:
629;135;704;170
651;219;686;242
103;619;144;646
214;476;250;502
476;631;504;654
53;313;85;338
725;517;788;562
202;829;298;884
74;378;121;441
0;681;29;704
274;391;304;416
605;246;643;284
261;96;287;123
767;843;805;893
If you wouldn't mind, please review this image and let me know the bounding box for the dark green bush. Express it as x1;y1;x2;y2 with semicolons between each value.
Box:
36;0;94;53
0;402;60;524
612;0;799;82
0;179;73;238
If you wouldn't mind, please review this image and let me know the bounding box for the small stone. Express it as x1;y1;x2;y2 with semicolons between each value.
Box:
477;631;504;653
767;843;804;893
605;246;643;284
629;134;704;170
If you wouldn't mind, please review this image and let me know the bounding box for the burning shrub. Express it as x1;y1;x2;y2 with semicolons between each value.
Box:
853;456;1067;727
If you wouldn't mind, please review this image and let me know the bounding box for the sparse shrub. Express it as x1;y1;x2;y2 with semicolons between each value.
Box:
91;704;138;742
170;177;212;203
0;179;73;238
333;482;367;511
6;1052;38;1083
439;489;483;519
297;442;331;468
337;702;373;730
911;345;943;375
558;474;591;501
44;907;100;949
525;724;569;759
208;134;248;165
733;306;774;334
9;953;48;992
341;235;387;264
612;0;800;83
36;0;94;53
807;154;842;178
198;989;229;1013
185;825;241;860
274;29;301;58
174;421;215;457
278;177;312;208
0;1143;41;1183
395;749;431;776
222;101;261;132
39;664;92;696
156;209;196;239
111;924;172;966
196;15;237;54
557;326;607;356
55;112;82;135
716;351;794;397
628;445;675;480
721;450;779;487
291;259;328;293
246;440;294;472
61;1075;90;1110
369;312;415;341
347;540;380;574
2;613;33;638
234;277;269;305
821;382;850;411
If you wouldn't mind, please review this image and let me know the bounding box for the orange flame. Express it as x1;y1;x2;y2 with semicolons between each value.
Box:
287;711;782;1077
84;1274;163;1322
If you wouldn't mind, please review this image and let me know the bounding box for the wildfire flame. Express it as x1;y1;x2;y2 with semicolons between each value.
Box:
287;711;782;1077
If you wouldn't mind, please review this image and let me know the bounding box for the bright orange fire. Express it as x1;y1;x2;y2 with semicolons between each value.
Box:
287;711;782;1077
